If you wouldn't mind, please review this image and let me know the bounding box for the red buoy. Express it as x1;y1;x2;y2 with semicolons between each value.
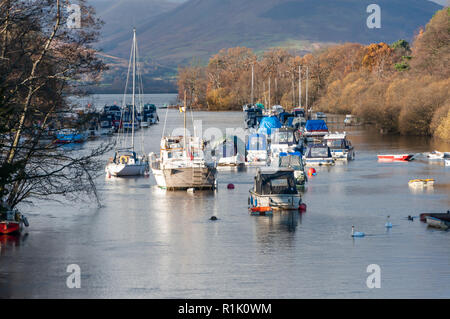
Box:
308;168;317;176
227;183;235;190
299;203;307;212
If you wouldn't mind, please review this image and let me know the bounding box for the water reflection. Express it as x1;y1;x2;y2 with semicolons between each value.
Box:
253;211;302;247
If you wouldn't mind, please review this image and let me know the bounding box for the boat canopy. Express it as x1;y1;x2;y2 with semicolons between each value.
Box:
279;152;304;170
305;120;328;132
305;144;332;158
246;133;267;151
258;116;282;135
254;169;298;195
271;127;297;144
278;112;293;124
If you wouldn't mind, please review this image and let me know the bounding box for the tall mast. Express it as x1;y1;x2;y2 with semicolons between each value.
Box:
299;65;302;108
306;66;309;117
131;28;136;151
184;90;187;159
251;64;254;105
268;77;271;108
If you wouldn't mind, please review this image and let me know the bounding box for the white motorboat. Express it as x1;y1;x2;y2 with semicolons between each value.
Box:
323;132;355;160
269;127;298;163
249;168;302;212
150;135;217;190
303;144;335;166
246;133;268;165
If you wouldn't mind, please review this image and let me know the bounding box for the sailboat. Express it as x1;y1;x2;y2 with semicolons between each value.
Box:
149;94;217;190
105;28;148;177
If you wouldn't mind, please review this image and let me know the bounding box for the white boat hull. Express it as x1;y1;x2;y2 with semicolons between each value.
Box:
105;163;147;177
249;191;301;210
151;166;217;190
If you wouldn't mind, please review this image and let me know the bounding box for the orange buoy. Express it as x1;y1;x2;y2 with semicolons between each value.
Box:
227;183;235;190
308;168;317;176
299;203;307;212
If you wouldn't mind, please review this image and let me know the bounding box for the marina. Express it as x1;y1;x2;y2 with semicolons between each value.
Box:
0;96;449;298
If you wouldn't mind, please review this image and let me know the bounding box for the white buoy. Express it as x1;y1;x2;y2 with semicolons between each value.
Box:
187;188;195;193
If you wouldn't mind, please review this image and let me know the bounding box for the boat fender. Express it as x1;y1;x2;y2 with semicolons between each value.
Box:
22;216;29;227
210;216;218;221
299;203;307;212
227;183;235;190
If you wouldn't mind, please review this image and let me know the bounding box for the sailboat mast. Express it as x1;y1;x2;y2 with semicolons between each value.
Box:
251;64;254;105
131;28;136;151
184;90;187;159
306;66;309;117
299;65;302;108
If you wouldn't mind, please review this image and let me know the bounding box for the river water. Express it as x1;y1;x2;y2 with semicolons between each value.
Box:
0;94;449;298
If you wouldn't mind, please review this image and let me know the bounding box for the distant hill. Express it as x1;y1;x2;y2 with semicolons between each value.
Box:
92;0;443;93
102;0;442;64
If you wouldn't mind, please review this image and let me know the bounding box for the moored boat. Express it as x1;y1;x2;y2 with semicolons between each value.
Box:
248;168;302;211
377;154;414;161
54;129;86;144
149;135;217;190
323;132;355;160
246;133;268;165
303;144;335;166
278;152;307;188
408;178;435;188
0;208;29;235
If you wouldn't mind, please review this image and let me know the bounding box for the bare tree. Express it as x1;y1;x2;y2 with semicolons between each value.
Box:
0;0;109;209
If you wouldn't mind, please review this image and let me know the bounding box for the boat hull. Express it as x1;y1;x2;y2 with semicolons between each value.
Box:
106;163;147;177
377;154;414;161
304;158;335;166
426;216;449;230
152;166;217;190
0;221;22;235
249;191;301;211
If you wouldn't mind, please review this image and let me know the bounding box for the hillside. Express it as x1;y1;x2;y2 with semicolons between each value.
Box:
92;0;443;93
103;0;442;65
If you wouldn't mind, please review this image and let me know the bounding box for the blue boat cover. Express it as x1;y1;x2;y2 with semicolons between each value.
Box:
305;120;328;131
280;151;302;157
258;116;282;135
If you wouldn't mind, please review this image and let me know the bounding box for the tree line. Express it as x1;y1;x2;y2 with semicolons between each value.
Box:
178;8;449;139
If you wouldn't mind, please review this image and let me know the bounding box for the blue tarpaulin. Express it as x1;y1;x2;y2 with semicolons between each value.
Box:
258;116;282;135
305;120;328;131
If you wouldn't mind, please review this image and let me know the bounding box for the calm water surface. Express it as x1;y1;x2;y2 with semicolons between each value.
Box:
0;94;449;298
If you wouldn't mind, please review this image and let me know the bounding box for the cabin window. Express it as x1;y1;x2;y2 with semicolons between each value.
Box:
271;178;289;187
310;148;329;157
273;132;294;144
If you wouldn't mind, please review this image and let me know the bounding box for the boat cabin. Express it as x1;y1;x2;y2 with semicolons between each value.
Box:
253;168;298;195
304;144;334;166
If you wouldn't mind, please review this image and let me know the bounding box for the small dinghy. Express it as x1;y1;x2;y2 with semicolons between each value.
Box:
378;154;414;162
408;178;435;188
426;151;445;160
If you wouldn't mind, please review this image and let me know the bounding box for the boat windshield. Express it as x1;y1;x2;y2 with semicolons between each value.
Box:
273;131;294;144
279;155;304;170
325;139;345;148
309;147;329;158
